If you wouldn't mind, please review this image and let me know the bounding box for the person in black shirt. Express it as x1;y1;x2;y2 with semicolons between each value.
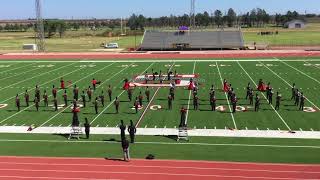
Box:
24;90;30;107
107;85;112;102
94;97;99;114
114;96;120;114
121;138;130;161
84;117;90;139
119;120;126;141
128;120;137;143
15;94;20;111
81;91;86;108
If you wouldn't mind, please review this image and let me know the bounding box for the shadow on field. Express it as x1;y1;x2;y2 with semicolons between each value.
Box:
155;135;178;141
103;138;121;143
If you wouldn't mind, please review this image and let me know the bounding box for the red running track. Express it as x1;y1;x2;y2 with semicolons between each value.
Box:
0;156;319;180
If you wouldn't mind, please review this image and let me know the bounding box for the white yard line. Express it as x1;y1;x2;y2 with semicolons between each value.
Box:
215;61;237;129
277;58;320;85
135;88;160;127
0;62;77;92
136;61;176;127
304;61;320;71
0;63;85;103
0;67;42;81
185;61;197;125
0;63;115;125
0;62;38;74
237;61;291;130
90;62;156;125
260;61;320;110
38;63;121;127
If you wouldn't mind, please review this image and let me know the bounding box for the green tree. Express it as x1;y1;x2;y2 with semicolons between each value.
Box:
214;10;223;27
227;8;237;27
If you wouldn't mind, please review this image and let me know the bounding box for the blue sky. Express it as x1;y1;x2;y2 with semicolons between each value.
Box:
1;0;319;19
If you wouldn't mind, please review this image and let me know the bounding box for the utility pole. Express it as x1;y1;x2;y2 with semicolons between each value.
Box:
35;0;45;52
189;0;196;30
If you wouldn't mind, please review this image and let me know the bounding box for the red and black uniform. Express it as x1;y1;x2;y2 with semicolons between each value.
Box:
100;92;105;107
34;97;39;111
87;87;92;102
94;98;99;114
193;96;199;110
168;95;173;110
134;99;139;114
210;96;216;111
53;98;58;111
60;78;65;89
62;91;68;107
73;86;79;101
24;90;29;107
92;79;97;91
107;86;112;101
145;88;150;102
52;86;57;99
81;91;86;108
15;95;20;111
179;107;187;127
138;93;143;106
114;98;120;114
128;89;133;102
43;93;48;107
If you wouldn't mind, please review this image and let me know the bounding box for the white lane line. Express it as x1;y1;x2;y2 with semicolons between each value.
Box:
237;61;291;131
185;61;197;125
277;58;320;85
90;62;155;125
260;61;320;110
38;63;119;127
0;62;81;103
216;61;237;129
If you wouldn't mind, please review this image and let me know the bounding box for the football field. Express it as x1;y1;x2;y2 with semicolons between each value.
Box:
0;58;319;132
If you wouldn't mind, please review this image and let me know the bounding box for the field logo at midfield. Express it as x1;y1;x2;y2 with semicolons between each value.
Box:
119;64;138;68
150;105;162;110
256;64;278;67
0;65;11;68
34;64;55;68
303;107;317;113
0;104;8;109
209;64;231;67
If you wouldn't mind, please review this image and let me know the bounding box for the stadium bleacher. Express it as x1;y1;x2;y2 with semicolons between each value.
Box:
139;29;244;50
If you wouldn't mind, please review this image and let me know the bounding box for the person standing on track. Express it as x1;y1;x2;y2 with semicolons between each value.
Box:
121;138;130;162
15;94;20;111
81;91;86;108
114;96;120;114
43;90;48;107
24;90;29;107
84;117;90;139
52;85;57;99
107;85;112;102
128;120;137;143
63;90;68;107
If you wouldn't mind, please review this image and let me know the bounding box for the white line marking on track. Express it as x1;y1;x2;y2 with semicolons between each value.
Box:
237;61;291;131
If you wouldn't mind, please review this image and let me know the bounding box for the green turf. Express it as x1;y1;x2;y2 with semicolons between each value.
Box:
0;133;319;164
0;59;320;131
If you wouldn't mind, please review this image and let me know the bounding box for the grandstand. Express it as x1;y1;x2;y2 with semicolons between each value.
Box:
139;29;245;51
